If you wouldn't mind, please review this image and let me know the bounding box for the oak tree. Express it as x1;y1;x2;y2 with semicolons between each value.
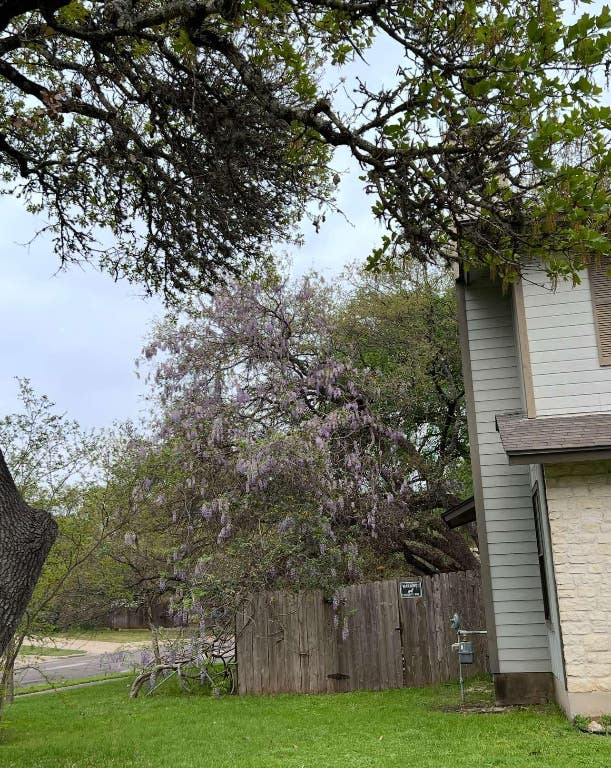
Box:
1;1;610;294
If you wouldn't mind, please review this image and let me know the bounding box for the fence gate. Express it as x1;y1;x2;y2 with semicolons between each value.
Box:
236;570;488;695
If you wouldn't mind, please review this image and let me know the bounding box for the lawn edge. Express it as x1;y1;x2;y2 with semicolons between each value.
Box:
15;672;133;697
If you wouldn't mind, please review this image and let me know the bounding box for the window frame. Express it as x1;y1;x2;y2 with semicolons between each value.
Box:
531;481;551;622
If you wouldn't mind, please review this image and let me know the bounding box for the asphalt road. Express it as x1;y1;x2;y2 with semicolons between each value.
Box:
15;649;144;688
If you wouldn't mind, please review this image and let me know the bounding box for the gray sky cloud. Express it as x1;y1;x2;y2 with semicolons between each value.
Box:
0;196;161;429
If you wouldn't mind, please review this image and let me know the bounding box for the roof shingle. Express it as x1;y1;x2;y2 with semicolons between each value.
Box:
496;412;611;458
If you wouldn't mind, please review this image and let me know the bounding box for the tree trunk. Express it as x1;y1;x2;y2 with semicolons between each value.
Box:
0;635;19;718
0;449;58;658
0;636;17;719
401;517;480;575
148;602;163;665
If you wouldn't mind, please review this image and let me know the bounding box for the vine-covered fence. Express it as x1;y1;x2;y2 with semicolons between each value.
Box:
236;570;488;695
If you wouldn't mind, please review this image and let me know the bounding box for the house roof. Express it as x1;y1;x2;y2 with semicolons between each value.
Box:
496;412;611;464
442;496;476;528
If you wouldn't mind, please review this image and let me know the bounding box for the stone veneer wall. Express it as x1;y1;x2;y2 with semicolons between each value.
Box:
545;461;611;696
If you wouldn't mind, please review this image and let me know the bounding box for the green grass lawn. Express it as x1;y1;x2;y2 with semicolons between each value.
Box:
0;677;609;768
51;628;180;644
18;645;86;657
15;672;132;696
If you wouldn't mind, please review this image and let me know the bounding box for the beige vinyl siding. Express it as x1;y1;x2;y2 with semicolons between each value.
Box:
492;621;548;635
522;265;611;415
464;278;551;674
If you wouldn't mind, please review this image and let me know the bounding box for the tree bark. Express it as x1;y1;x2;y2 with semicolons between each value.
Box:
401;518;480;576
0;449;58;658
0;635;19;718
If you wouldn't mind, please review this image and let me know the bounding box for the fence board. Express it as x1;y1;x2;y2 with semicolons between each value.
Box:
236;600;253;695
268;592;283;694
107;604;172;629
300;592;310;693
308;590;323;693
382;579;403;689
375;581;388;690
439;573;453;682
338;584;358;691
377;582;390;689
252;593;265;694
398;589;415;685
356;582;372;689
426;576;441;684
237;570;488;695
323;595;340;694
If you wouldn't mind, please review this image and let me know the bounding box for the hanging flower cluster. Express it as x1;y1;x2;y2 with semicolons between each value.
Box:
121;271;477;651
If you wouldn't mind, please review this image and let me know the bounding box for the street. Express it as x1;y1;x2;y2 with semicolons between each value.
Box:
15;640;147;688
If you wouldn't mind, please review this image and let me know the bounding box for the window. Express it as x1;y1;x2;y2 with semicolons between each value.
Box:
532;483;550;622
589;259;611;366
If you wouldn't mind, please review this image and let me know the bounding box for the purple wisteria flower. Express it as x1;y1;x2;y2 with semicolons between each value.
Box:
130;269;464;635
277;516;294;533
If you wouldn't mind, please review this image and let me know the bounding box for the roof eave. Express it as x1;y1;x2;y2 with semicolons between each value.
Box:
507;447;611;465
442;495;476;528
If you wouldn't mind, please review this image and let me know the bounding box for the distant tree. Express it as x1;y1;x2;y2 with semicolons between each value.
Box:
57;440;186;635
332;268;468;480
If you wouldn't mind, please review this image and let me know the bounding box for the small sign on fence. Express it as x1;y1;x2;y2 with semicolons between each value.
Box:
400;580;423;598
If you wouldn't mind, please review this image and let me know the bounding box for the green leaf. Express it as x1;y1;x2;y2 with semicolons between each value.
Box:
597;5;611;29
466;107;487;125
526;17;542;43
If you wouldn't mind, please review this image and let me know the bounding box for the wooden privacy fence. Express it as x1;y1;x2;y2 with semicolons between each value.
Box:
107;604;173;630
236;570;488;696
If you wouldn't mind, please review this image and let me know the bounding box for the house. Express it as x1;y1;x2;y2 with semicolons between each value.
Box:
452;259;611;717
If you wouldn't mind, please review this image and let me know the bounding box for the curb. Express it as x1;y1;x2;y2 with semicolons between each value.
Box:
15;675;131;697
18;651;88;661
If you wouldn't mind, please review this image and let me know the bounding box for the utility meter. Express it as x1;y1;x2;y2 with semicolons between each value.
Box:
458;641;474;664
